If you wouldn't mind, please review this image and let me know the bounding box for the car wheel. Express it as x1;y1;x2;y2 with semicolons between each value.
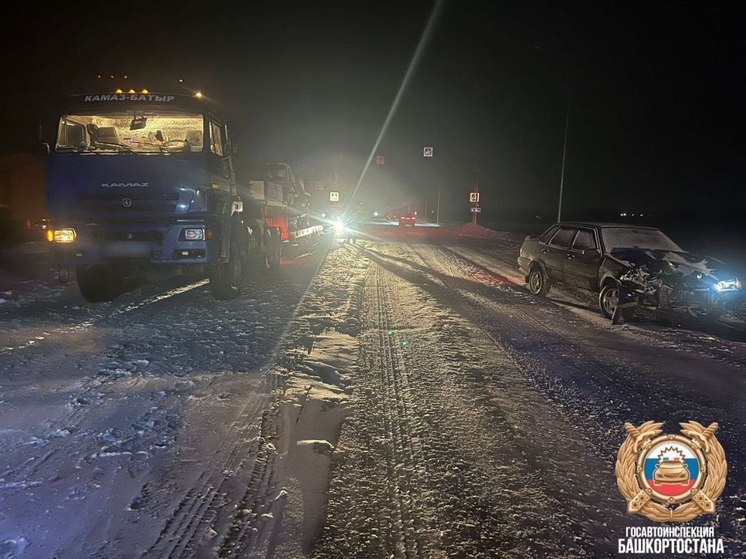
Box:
528;266;550;296
599;283;620;319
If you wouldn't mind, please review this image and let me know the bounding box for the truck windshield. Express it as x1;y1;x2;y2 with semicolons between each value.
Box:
601;227;683;252
56;112;204;154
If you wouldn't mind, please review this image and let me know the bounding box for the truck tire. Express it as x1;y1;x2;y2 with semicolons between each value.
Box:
76;264;122;302
266;229;281;273
209;233;243;299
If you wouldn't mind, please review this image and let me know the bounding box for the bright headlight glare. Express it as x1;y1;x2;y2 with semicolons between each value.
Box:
714;279;740;292
53;228;76;243
184;228;204;240
334;220;346;232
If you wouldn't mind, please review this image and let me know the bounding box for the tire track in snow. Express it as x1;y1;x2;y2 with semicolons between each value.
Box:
142;373;278;559
372;263;432;558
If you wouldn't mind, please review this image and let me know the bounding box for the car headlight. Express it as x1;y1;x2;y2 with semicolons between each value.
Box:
334;220;346;233
714;279;741;292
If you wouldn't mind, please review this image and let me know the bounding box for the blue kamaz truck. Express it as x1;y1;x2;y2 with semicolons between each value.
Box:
45;91;287;301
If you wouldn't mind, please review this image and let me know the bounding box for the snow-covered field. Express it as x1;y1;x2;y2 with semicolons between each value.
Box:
1;231;744;558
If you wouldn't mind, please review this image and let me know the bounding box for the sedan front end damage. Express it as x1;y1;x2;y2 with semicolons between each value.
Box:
609;249;743;321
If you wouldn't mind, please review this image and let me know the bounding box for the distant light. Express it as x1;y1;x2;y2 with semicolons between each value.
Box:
401;340;410;348
123;75;128;79
110;74;114;79
115;89;123;94
178;78;184;83
53;228;77;243
128;89;135;94
373;211;379;217
97;74;102;79
141;89;149;94
195;91;203;98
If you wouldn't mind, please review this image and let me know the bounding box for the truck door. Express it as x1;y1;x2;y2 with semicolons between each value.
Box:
563;228;602;289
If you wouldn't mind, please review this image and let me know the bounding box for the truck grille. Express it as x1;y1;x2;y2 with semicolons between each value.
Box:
91;230;164;243
80;192;180;215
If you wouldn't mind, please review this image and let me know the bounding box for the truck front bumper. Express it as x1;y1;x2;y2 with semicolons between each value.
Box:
50;221;223;267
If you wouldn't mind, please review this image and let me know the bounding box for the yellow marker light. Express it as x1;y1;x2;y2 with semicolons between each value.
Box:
115;89;123;94
46;229;54;242
141;89;149;94
128;89;136;94
53;229;77;243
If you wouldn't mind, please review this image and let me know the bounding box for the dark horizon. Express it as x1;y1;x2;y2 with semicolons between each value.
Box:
2;1;745;224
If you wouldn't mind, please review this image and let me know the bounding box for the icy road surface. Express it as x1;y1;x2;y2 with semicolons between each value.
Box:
1;232;745;558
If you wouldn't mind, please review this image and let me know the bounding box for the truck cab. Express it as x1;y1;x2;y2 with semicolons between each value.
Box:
45;91;275;301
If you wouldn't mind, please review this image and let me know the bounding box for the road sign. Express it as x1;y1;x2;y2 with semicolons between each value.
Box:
315;181;324;191
469;192;480;203
376;154;385;165
423;146;434;158
329;191;340;202
470;207;482;213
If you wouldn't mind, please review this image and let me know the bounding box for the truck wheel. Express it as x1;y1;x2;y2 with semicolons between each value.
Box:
76;264;122;302
528;265;550;297
266;230;282;273
209;235;243;299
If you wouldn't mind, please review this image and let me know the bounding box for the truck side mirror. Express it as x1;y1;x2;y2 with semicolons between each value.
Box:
36;143;51;155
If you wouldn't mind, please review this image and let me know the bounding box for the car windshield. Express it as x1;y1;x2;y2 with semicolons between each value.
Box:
56;112;204;153
601;227;683;252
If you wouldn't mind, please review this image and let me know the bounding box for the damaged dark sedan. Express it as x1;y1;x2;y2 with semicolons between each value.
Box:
518;222;743;323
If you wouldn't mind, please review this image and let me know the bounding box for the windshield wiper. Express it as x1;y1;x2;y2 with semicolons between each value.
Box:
94;142;133;152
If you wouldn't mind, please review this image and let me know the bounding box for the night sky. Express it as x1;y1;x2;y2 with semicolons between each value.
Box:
3;1;745;223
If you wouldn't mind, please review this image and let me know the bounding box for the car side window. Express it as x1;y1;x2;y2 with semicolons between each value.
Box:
548;227;577;248
573;229;597;251
539;226;558;243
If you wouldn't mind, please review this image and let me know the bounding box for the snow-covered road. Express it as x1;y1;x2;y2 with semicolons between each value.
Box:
1;233;744;558
0;240;328;558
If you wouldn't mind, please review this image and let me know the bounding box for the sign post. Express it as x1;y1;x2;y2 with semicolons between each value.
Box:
470;180;480;224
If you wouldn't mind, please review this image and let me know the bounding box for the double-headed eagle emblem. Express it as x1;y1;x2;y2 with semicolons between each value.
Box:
615;421;727;522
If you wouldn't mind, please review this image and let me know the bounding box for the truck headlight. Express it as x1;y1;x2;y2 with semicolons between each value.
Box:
184;228;204;240
52;228;77;243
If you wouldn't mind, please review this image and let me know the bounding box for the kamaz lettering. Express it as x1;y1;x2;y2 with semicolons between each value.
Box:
83;94;175;102
101;182;150;188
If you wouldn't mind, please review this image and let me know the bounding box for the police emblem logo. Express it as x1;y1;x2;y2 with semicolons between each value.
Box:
616;421;727;522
